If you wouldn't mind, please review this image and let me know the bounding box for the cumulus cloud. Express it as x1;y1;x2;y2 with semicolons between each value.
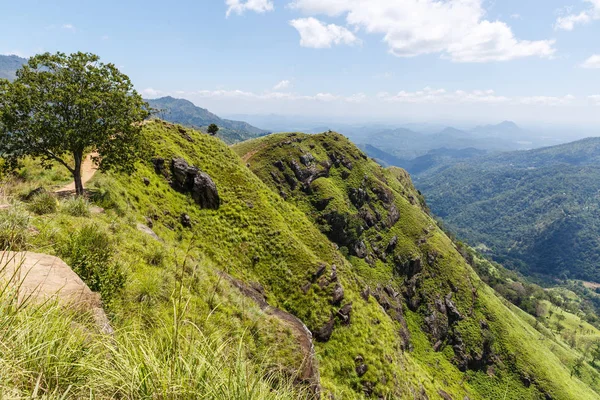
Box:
290;17;360;48
226;0;274;17
273;80;292;90
555;0;600;30
62;24;76;31
581;54;600;68
289;0;555;62
142;88;163;98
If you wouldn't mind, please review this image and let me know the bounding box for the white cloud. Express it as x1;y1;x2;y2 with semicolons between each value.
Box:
581;54;600;68
518;95;575;106
290;17;360;48
226;0;274;17
589;95;600;105
289;0;555;62
377;87;578;106
142;88;163;98
378;87;510;104
273;80;292;90
555;0;600;30
62;24;76;31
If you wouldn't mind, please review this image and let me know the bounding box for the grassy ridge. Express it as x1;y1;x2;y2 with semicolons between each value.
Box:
235;131;600;399
1;123;599;398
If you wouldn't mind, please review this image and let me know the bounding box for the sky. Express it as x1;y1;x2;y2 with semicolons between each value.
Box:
1;0;600;127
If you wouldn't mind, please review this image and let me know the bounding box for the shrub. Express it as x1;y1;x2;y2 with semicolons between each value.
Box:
27;192;58;215
0;203;30;250
58;224;125;306
61;196;91;217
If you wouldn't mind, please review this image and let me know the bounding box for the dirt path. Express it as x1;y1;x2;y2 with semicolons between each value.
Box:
56;152;99;193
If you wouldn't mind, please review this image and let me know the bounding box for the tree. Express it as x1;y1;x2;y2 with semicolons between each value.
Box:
0;52;149;195
207;124;219;136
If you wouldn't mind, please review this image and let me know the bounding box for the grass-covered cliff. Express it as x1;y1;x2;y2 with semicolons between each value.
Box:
1;123;599;399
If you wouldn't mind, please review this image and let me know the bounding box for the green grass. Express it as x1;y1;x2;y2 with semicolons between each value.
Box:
2;123;600;399
0;255;303;399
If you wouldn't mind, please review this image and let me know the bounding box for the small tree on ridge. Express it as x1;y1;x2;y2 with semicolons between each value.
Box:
0;52;149;195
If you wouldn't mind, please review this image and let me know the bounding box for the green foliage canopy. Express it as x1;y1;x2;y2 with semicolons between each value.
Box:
0;52;149;194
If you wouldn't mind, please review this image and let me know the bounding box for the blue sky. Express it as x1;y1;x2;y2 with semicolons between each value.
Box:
1;0;600;126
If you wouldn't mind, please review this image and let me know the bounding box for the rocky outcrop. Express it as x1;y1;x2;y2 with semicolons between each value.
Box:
0;251;112;334
217;271;321;397
170;158;220;209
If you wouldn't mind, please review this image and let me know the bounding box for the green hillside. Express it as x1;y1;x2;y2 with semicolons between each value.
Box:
1;124;600;398
146;96;269;144
416;137;600;282
234;131;600;399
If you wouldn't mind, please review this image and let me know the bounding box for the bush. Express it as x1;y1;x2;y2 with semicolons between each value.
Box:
27;191;58;215
61;196;91;217
0;203;30;250
58;224;125;306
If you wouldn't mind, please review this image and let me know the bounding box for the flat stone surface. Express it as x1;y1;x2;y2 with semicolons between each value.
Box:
0;251;112;334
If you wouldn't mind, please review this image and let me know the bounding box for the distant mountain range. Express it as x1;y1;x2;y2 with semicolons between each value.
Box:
415;137;600;282
0;54;27;80
146;97;269;144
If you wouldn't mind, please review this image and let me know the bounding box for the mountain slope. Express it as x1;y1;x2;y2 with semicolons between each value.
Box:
234;132;600;399
0;54;27;80
146;96;269;144
416;137;600;281
3;124;600;398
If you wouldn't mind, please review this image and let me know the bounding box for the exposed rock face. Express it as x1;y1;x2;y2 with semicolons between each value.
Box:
217;271;321;397
331;283;345;305
170;158;220;209
314;315;335;342
0;251;112;334
372;286;412;351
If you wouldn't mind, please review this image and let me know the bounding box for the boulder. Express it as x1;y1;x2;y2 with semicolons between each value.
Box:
191;172;220;209
331;283;345;305
170;158;220;209
353;240;368;258
337;303;352;325
349;188;369;208
0;251;112;334
314;315;335;342
180;213;192;228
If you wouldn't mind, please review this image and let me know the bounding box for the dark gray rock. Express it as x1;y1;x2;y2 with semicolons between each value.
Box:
170;158;220;209
386;204;400;227
331;283;345;305
355;363;368;377
191;172;220;210
349;188;369;208
300;153;315;166
353;241;367;258
337;303;352;325
180;213;192;228
314;315;335;342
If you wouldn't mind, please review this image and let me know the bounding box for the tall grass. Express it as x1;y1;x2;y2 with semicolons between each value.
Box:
0;253;304;399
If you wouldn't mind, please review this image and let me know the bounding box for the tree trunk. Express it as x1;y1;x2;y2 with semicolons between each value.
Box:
73;151;84;196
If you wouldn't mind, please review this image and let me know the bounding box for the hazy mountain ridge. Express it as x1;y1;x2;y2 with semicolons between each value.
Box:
146;96;269;144
0;54;27;80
